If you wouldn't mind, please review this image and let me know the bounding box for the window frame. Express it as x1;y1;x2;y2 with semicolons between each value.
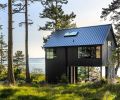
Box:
96;46;101;58
46;48;56;59
78;46;101;59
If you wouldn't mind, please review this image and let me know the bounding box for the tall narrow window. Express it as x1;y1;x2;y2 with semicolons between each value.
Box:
108;41;112;47
96;46;101;58
46;48;56;59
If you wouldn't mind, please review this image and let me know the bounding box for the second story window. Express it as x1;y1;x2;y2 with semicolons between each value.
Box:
96;46;101;58
78;46;101;59
46;48;56;59
78;47;92;58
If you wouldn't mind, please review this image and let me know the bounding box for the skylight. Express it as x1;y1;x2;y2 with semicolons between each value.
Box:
64;31;78;37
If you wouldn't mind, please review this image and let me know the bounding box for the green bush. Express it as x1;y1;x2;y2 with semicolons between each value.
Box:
60;74;68;83
100;78;107;84
0;65;7;81
14;66;26;81
31;73;45;84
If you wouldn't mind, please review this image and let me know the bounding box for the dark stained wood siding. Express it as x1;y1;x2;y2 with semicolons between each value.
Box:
45;45;103;83
102;40;108;66
67;46;102;66
102;29;116;66
45;48;66;83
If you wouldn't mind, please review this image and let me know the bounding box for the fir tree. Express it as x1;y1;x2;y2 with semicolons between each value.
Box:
13;51;24;66
39;0;76;31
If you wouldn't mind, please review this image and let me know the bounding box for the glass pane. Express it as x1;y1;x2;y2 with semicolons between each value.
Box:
46;48;56;59
91;47;96;58
108;41;112;47
64;31;78;37
46;49;53;59
96;46;100;58
78;47;82;58
85;47;91;58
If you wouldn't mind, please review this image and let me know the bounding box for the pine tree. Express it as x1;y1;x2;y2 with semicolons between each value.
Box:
40;0;76;31
101;0;120;75
13;51;24;66
8;0;15;85
12;0;34;83
0;4;6;9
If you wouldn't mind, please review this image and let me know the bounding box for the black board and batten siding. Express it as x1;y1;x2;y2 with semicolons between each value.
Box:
45;45;102;83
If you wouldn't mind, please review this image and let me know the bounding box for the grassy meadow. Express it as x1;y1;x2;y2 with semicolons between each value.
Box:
0;81;120;100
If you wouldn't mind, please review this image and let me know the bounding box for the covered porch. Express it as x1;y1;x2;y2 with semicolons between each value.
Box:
67;66;114;84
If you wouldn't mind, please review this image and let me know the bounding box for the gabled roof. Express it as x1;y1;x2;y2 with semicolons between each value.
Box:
44;24;116;48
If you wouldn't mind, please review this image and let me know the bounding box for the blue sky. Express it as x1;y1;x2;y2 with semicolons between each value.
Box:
0;0;113;58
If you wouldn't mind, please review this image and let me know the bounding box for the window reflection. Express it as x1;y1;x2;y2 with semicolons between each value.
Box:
96;46;100;58
46;49;56;59
78;46;101;58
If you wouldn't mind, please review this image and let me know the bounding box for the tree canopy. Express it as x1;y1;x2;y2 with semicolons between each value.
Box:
39;0;76;31
101;0;120;75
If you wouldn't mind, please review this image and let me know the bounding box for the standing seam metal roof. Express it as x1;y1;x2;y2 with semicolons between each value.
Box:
44;24;112;48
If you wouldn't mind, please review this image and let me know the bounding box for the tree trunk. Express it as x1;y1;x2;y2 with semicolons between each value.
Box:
8;0;15;85
25;0;30;83
115;51;119;75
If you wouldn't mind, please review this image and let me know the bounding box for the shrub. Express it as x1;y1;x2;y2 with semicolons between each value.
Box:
14;66;26;81
31;73;45;84
60;74;68;83
0;65;7;81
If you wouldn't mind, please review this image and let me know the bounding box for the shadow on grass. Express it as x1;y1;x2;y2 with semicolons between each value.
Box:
17;95;48;100
103;84;120;100
59;82;107;100
0;88;18;99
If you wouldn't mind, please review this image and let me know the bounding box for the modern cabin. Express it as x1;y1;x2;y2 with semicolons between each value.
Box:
44;24;117;84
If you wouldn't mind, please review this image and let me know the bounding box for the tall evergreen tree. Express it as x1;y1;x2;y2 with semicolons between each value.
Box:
101;0;120;75
24;0;31;82
13;51;24;66
39;0;76;31
8;0;15;85
12;0;34;83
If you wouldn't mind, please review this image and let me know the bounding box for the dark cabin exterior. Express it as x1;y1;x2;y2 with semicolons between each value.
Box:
44;24;117;83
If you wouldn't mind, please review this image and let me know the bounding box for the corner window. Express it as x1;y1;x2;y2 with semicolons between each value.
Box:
46;48;56;59
96;46;101;58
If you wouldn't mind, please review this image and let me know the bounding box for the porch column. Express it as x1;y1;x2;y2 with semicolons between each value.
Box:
100;66;102;79
73;66;76;84
71;66;73;83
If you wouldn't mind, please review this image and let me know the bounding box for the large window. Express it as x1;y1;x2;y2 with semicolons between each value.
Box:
46;48;56;59
78;47;91;58
78;46;101;58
